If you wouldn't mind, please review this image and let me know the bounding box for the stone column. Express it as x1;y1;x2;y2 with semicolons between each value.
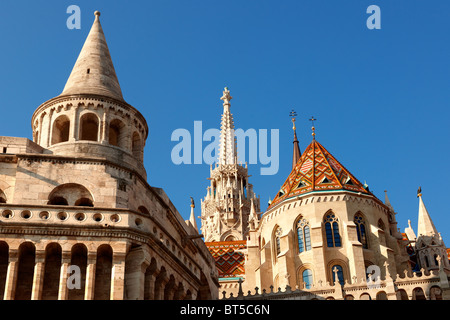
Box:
58;252;71;300
111;252;126;300
46;108;55;147
3;250;18;300
144;271;157;300
154;270;168;300
84;252;96;300
31;250;46;300
101;107;108;144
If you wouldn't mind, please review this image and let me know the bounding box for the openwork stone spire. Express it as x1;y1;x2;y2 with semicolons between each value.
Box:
201;88;260;242
218;87;237;165
61;11;124;101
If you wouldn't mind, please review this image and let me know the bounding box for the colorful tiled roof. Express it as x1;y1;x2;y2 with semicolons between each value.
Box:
269;139;371;209
206;240;246;278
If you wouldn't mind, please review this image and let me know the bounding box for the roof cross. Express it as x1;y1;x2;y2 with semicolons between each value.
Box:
309;116;317;140
289;109;297;130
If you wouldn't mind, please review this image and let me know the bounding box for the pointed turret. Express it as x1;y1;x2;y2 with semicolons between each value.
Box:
61;11;124;101
289;110;301;170
384;190;394;212
417;189;438;237
189;197;199;233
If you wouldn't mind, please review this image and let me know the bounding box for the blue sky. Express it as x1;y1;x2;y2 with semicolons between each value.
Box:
0;0;449;244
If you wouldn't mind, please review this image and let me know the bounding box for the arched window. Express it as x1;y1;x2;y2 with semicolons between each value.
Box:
48;183;94;207
132;131;142;160
109;119;127;149
425;255;430;268
79;113;99;142
331;265;344;285
51;115;70;145
377;219;385;230
324;213;341;247
354;213;368;249
274;227;282;257
302;269;313;289
297;218;311;253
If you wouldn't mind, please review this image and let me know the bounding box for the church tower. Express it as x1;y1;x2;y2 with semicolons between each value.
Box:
200;88;261;242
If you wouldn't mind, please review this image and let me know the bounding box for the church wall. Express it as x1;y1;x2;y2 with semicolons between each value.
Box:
245;192;410;292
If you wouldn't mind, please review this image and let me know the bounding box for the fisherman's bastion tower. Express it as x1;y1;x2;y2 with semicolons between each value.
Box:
0;11;218;300
203;105;450;300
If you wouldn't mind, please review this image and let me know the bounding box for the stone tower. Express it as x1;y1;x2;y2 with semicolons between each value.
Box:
0;11;218;300
32;11;147;182
200;88;261;242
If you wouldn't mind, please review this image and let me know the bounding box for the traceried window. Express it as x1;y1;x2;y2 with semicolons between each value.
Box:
354;213;368;249
297;218;311;253
324;213;341;247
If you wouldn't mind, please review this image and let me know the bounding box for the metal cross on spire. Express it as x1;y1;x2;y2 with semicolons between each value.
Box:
309;116;317;140
289;109;297;130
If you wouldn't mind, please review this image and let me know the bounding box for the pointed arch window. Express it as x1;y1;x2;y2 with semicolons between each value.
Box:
297;218;311;253
324;213;341;247
302;269;313;289
274;227;282;257
332;265;345;285
354;213;368;249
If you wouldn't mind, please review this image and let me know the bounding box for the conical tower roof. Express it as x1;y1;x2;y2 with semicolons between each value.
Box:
268;139;371;209
60;11;124;101
417;192;438;237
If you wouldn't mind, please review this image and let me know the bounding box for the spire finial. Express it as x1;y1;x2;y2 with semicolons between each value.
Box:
309;116;317;140
290;109;301;169
289;109;297;131
220;87;232;105
417;186;422;198
94;11;101;18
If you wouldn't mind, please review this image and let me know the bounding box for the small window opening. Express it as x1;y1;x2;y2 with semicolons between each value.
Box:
2;147;6;153
87;68;90;74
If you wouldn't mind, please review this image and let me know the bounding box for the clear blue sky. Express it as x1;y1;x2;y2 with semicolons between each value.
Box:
0;0;449;244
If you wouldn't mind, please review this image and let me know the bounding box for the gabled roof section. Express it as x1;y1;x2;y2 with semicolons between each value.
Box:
268;139;371;209
60;11;124;102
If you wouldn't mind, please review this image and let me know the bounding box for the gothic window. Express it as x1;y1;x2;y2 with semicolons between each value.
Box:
302;269;313;289
324;213;341;247
274;227;282;257
377;219;385;230
332;265;345;285
297;218;311;253
354;213;368;249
